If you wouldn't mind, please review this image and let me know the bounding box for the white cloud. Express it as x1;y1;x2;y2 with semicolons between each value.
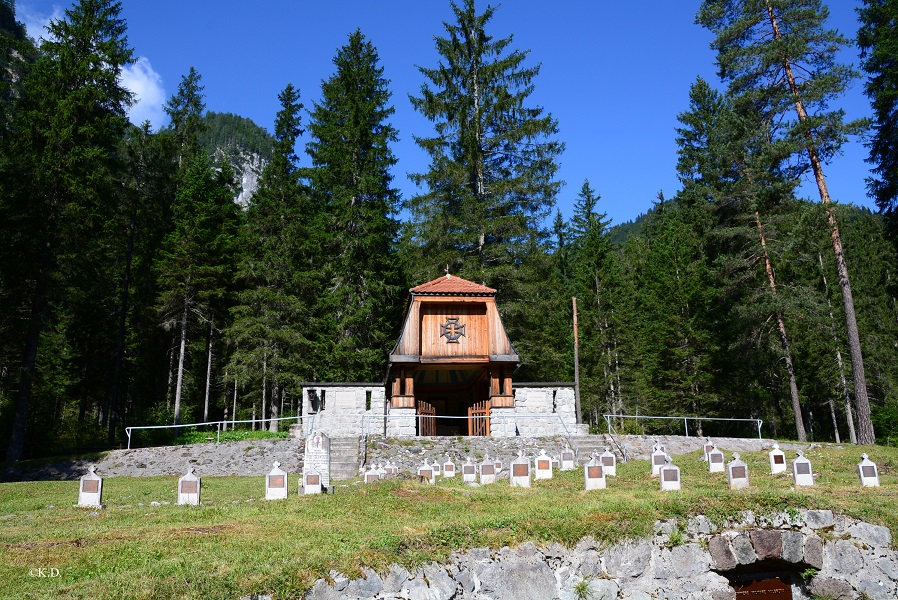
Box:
18;3;64;43
121;57;167;130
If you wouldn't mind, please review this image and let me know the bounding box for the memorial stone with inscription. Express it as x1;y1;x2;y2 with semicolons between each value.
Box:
417;462;435;484
560;446;576;471
178;468;201;505
534;449;552;480
510;451;531;488
769;443;787;475
303;467;323;495
584;453;606;491
77;465;104;508
727;453;749;490
480;456;496;485
462;457;477;483
707;445;725;473
600;447;617;477
660;456;681;492
364;466;380;484
265;461;288;500
651;443;667;478
702;437;714;462
792;451;814;487
304;431;331;489
858;453;880;487
442;457;455;478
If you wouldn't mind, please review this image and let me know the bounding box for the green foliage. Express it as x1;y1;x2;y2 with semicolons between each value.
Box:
199;111;274;163
172;428;289;445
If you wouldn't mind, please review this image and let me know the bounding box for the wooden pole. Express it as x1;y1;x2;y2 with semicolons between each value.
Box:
572;297;582;425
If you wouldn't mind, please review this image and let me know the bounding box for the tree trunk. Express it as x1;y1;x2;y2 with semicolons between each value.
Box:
173;296;189;426
766;1;874;444
202;319;213;423
819;254;857;443
261;354;267;430
269;379;279;432
232;376;238;430
755;211;806;441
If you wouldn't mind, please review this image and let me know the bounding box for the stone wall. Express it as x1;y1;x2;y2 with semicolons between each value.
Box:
305;509;897;600
490;386;587;438
300;385;387;437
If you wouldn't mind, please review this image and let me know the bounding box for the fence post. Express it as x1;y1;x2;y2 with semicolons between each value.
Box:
217;421;221;443
684;418;689;437
126;428;131;450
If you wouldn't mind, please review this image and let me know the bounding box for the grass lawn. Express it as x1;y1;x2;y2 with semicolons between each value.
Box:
1;444;897;599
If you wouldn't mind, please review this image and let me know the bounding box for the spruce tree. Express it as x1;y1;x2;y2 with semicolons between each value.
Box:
306;30;403;382
697;0;876;443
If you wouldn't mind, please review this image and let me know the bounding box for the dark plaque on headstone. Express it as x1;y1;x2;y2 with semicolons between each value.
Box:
562;452;574;462
537;460;550;470
181;481;198;494
773;454;785;465
481;465;495;475
796;463;811;475
463;465;475;474
307;474;320;486
82;480;99;494
732;466;747;479
444;464;454;472
602;456;614;466
587;466;603;478
862;465;876;478
653;454;666;465
731;575;792;599
420;469;432;479
366;474;378;483
711;454;724;463
513;464;529;477
663;469;679;482
269;475;285;488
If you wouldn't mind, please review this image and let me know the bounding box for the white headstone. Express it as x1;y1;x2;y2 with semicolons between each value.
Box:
534;449;553;480
265;461;288;500
792;451;814;487
510;451;531;488
442;457;456;478
431;459;442;477
560;446;576;471
77;465;104;508
304;431;331;488
584;453;606;491
417;462;435;484
480;456;496;485
177;468;201;505
302;466;323;495
551;457;560;470
727;453;749;490
858;454;880;487
702;437;715;462
494;459;503;474
376;463;387;477
769;443;787;474
651;443;667;478
660;456;681;492
600;447;617;477
364;466;381;484
462;456;477;483
707;445;725;473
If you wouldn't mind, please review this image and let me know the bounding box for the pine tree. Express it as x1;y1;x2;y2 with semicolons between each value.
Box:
306;30;403;382
164;67;206;169
1;0;133;460
697;0;876;443
858;0;898;244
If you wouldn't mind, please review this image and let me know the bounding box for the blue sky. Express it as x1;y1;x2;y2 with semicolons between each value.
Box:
17;0;875;227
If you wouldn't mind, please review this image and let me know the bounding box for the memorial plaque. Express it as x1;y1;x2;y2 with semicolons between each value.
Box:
181;480;198;494
710;454;724;463
773;454;785;465
513;464;529;477
420;469;432;479
307;474;320;486
705;444;714;454
463;465;475;474
663;469;679;482
796;463;811;475
653;454;666;465
602;456;614;466
269;475;285;488
365;473;379;483
731;575;792;599
732;466;747;479
562;452;574;462
304;431;331;488
481;465;495;475
587;466;603;478
444;464;454;472
537;460;550;470
862;465;876;478
82;479;99;494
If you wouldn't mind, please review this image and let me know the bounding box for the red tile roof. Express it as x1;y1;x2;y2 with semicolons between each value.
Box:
410;274;496;295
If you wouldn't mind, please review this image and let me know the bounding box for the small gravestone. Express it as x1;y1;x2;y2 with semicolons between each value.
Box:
77;465;104;508
480;456;496;485
727;453;749;490
792;450;814;487
303;466;322;495
560;446;576;471
707;445;725;473
442;457;455;478
584;453;606;491
769;443;787;475
703;437;715;462
660;456;681;492
178;468;201;505
364;466;381;484
534;449;553;480
418;462;435;484
494;459;503;474
305;431;331;488
551;457;560;470
431;459;441;477
651;443;667;478
600;447;617;477
376;463;387;478
265;461;288;500
462;457;477;484
858;453;880;487
510;451;531;488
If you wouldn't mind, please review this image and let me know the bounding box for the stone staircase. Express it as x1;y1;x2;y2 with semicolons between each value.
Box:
569;434;625;462
329;436;362;481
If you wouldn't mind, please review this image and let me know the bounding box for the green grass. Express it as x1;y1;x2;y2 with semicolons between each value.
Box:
2;445;897;599
171;429;290;445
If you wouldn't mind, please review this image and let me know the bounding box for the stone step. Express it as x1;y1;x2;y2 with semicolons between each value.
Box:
328;436;361;481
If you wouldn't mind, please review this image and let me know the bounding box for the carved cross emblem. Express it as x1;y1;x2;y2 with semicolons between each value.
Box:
440;317;465;343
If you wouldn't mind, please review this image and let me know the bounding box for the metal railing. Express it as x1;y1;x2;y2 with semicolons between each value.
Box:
602;413;764;439
604;419;629;462
124;415;305;449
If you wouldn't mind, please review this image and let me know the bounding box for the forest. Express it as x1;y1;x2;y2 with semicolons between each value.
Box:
1;0;897;461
